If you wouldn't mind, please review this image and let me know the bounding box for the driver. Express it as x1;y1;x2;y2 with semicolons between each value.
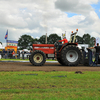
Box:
58;37;68;44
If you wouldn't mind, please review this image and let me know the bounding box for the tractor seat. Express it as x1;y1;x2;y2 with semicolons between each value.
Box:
58;43;67;50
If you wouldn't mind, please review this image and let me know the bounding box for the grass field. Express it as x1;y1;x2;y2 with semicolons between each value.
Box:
0;71;100;100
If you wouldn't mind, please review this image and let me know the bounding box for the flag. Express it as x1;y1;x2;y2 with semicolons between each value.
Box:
5;30;8;40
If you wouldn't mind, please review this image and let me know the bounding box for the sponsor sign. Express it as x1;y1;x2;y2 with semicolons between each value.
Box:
7;40;18;47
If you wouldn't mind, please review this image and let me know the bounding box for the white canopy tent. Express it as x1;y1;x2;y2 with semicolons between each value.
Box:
0;43;4;59
0;44;4;49
0;47;4;49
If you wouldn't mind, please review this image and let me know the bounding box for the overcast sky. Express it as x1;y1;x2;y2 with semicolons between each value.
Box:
0;0;100;47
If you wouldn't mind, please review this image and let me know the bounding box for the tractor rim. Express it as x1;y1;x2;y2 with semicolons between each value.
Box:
33;53;43;63
66;50;78;62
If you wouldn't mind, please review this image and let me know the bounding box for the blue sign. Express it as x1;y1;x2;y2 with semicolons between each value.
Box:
7;40;18;43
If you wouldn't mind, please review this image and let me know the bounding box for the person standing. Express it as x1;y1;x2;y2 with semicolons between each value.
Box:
89;43;100;64
17;50;20;59
22;50;25;60
7;49;10;58
12;50;15;59
30;49;33;54
9;49;13;59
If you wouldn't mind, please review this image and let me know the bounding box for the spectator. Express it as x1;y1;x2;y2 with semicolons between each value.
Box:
22;50;25;60
4;50;7;59
9;49;13;59
30;49;33;54
1;49;4;58
12;50;15;59
17;50;20;59
88;43;100;64
5;53;7;59
7;49;10;58
2;49;5;58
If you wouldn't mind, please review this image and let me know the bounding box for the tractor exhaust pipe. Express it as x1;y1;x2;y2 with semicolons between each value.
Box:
45;33;47;44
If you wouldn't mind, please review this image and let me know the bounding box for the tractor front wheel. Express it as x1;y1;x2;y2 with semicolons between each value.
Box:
30;50;46;66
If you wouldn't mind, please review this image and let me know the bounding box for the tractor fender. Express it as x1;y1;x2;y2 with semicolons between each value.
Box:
59;43;77;52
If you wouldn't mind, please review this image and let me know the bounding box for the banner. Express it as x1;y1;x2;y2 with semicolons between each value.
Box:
7;40;18;47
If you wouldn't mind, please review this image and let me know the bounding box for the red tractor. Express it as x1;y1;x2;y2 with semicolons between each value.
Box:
29;29;83;66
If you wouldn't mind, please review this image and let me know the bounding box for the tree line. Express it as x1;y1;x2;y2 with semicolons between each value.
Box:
76;34;95;47
18;33;95;50
18;34;61;50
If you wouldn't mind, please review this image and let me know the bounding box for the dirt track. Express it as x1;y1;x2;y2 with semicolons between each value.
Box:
0;62;100;71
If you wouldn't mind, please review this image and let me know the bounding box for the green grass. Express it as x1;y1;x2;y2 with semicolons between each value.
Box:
0;71;100;100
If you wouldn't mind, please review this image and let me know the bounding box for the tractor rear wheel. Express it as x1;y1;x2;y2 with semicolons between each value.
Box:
57;57;65;65
57;52;65;65
61;45;83;66
30;50;46;66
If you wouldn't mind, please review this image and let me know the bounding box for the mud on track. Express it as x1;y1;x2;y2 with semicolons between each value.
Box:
0;62;100;71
